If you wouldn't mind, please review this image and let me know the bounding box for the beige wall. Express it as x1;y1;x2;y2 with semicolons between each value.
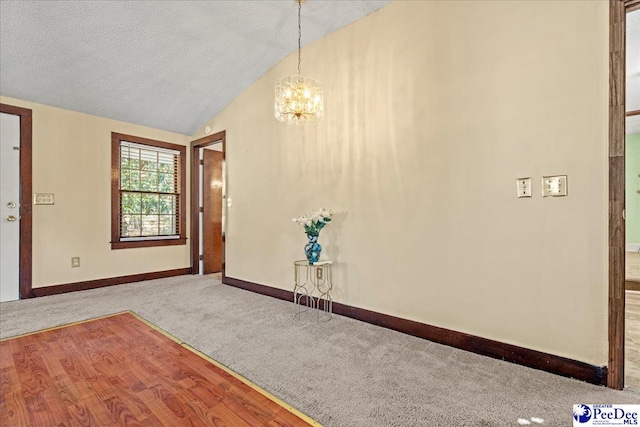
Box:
194;1;609;365
0;96;191;288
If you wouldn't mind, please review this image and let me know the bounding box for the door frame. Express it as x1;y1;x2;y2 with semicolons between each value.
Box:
190;130;226;280
0;103;33;299
608;0;639;390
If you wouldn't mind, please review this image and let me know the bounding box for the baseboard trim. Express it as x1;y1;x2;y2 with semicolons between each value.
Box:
223;276;607;386
626;280;640;292
224;276;292;300
32;268;192;297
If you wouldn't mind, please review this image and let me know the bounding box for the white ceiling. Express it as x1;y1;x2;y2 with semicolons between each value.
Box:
2;1;637;136
0;0;391;135
628;9;640;134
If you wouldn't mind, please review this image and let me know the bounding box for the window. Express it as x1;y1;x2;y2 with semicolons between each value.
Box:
111;132;186;249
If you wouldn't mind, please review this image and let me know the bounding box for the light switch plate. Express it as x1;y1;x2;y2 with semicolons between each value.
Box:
542;175;567;197
516;177;532;198
34;193;55;205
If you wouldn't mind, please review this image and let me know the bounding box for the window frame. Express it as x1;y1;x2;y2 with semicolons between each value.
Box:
111;132;187;249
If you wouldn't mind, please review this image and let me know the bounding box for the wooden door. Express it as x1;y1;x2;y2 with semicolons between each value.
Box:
203;149;223;273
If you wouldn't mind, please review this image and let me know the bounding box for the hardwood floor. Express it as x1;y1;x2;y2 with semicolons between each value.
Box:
0;312;317;427
626;290;640;391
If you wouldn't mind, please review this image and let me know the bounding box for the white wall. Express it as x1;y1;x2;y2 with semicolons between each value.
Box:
194;0;609;365
0;96;192;288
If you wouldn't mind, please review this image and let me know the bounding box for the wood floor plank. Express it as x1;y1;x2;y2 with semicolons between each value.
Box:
185;382;227;408
0;312;317;427
24;392;56;426
186;398;225;426
124;395;154;422
53;378;80;408
41;383;73;426
65;400;97;427
137;414;164;427
104;395;144;426
0;342;15;371
210;399;256;426
136;387;192;426
81;394;119;426
42;350;70;379
0;389;32;426
0;366;19;395
271;408;319;427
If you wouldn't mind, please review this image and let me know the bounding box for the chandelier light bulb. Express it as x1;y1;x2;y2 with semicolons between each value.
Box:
274;0;324;125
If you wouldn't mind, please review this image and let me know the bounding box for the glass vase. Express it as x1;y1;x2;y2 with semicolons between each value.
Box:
304;233;322;264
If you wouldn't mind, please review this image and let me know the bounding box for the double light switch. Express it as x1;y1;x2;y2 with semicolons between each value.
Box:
516;175;568;198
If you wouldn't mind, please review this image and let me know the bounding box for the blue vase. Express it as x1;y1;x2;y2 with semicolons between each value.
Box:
305;233;322;264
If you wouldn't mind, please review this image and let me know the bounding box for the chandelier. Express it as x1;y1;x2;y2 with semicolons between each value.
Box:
274;0;323;125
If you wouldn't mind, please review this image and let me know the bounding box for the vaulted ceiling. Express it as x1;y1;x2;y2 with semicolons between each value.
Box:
0;0;391;135
3;1;638;136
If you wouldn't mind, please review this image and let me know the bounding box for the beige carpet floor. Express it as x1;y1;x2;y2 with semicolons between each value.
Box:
1;275;638;426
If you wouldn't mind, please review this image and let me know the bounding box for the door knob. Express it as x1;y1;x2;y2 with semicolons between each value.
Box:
6;215;16;222
7;202;16;209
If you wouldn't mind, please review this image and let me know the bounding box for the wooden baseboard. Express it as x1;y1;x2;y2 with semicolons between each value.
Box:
626;280;640;292
223;276;607;386
32;268;192;297
224;277;292;300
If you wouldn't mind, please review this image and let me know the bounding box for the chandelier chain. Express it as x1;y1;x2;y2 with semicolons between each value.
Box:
297;0;301;76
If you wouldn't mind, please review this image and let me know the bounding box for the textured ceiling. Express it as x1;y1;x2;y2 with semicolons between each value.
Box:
0;0;391;135
2;1;637;136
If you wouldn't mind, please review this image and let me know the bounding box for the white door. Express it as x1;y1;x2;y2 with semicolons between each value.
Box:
0;112;21;302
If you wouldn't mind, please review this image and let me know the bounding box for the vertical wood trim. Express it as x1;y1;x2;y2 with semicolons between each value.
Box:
0;103;33;299
18;108;32;299
178;143;187;241
608;0;627;390
190;142;200;274
221;136;226;284
110;134;120;246
190;130;226;277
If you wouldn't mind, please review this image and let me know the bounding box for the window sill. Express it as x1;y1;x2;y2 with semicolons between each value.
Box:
111;238;187;250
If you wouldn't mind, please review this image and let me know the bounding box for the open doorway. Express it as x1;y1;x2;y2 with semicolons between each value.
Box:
624;7;640;391
190;131;226;279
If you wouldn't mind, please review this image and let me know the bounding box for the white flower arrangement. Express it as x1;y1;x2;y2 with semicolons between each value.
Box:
292;208;334;235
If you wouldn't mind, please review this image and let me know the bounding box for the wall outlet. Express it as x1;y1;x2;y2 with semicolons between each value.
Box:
542;175;567;197
316;267;323;280
516;178;532;198
71;257;80;268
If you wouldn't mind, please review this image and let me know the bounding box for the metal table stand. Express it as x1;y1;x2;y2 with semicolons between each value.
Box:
293;260;333;322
